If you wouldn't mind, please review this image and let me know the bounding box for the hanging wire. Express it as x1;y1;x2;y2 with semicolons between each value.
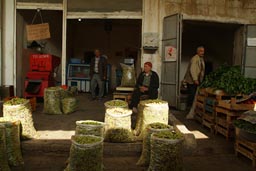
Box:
31;9;44;24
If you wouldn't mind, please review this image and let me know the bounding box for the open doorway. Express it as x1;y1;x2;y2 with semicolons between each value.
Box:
66;19;142;92
180;20;243;79
161;14;245;108
16;9;63;97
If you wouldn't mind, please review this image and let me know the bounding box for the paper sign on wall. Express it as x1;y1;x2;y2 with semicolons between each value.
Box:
247;38;256;46
165;46;177;61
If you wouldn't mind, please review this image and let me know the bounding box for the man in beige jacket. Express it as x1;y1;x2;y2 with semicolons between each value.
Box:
184;46;205;108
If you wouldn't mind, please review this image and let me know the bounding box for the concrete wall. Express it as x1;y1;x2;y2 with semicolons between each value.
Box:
141;0;162;77
67;0;142;12
164;0;256;24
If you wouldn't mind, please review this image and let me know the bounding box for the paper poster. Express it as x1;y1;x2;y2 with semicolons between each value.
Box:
247;38;256;46
165;46;177;61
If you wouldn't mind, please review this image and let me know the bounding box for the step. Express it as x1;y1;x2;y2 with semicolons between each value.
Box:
22;139;142;157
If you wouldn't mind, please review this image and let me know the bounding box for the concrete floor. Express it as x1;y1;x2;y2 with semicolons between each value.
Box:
8;94;256;171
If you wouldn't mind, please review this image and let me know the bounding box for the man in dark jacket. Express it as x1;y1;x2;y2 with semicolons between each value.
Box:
129;62;159;112
90;49;107;100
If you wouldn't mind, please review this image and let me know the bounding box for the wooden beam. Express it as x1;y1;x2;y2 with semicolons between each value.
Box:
16;2;63;10
67;11;142;19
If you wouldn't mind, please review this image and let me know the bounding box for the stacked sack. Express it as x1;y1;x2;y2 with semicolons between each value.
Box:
65;120;105;171
44;87;78;115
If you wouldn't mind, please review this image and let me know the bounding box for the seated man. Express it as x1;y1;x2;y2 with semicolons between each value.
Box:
129;62;159;113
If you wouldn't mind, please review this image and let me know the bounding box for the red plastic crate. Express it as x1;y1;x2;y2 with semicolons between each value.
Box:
30;54;60;72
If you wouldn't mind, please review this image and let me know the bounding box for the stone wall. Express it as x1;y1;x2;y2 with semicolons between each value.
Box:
164;0;256;24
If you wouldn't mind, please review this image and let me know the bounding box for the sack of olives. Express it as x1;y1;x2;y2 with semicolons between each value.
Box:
0;125;11;171
66;135;103;171
148;131;184;171
3;98;37;139
104;108;134;142
75;120;105;137
134;99;169;137
137;123;173;166
120;63;136;87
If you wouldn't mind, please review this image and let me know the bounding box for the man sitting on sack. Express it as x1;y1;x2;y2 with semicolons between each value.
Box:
129;62;159;113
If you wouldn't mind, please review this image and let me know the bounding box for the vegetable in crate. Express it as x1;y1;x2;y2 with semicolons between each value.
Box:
137;123;173;166
62;97;78;114
134;99;169;137
3;98;37;139
66;135;103;171
200;65;256;95
75;120;105;137
0;125;11;171
44;87;63;115
148;131;184;171
0;119;23;166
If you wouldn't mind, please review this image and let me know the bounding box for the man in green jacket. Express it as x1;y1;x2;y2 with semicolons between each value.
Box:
184;46;205;107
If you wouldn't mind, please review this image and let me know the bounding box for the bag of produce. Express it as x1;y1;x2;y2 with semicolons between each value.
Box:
44;87;63;115
120;63;136;87
66;135;103;171
104;128;134;143
148;131;184;171
137;123;173;166
60;89;74;99
75;120;105;137
104;100;128;109
104;108;134;142
134;99;169;137
0;119;23;166
3;98;37;139
0;125;11;171
62;97;78;114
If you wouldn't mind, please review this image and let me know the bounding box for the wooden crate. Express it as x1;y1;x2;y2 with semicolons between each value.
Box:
235;138;256;167
196;95;205;103
218;97;254;111
215;107;242;140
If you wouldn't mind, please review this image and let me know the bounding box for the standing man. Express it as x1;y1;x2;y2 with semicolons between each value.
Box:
129;62;159;113
90;49;107;100
184;46;205;108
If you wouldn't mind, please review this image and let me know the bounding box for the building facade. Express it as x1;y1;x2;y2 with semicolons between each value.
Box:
1;0;256;107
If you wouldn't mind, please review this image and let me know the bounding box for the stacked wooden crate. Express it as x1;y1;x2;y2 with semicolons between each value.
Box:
203;97;216;133
194;90;205;123
216;97;254;140
235;138;256;167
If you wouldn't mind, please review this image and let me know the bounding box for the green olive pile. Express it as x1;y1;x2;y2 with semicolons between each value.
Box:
104;100;128;108
73;136;102;144
4;98;28;106
153;130;183;140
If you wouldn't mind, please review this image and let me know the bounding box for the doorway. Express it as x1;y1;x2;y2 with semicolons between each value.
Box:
161;14;245;108
66;19;142;91
16;9;63;96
